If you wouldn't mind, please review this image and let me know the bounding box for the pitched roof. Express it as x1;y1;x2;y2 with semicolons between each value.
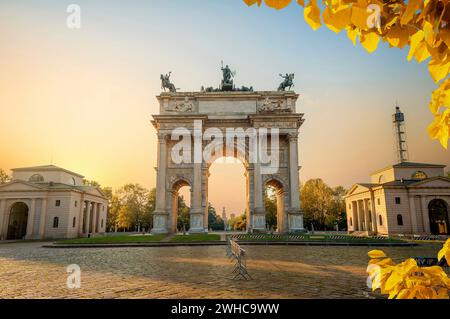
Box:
11;165;84;178
392;162;446;168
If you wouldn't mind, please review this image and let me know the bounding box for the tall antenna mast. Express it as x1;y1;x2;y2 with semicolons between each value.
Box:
392;103;409;163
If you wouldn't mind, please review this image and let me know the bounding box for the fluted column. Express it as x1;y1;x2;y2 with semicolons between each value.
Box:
408;195;418;234
351;201;358;231
0;199;6;240
26;198;36;239
364;199;371;232
370;192;378;234
92;203;98;234
78;195;85;236
420;196;430;234
152;132;169;233
251;161;265;231
357;200;363;231
288;133;303;232
85;201;91;234
38;198;47;239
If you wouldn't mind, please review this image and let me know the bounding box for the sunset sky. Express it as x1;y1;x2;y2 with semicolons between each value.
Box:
1;0;449;216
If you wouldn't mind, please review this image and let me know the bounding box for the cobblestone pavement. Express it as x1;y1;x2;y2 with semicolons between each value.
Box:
0;242;442;298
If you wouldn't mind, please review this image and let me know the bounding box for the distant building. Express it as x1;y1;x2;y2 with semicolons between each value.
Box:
345;162;450;236
222;207;228;231
0;165;108;240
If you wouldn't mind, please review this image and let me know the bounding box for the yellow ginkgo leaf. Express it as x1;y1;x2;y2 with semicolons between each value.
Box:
350;4;370;30
296;0;305;7
360;32;380;53
323;6;352;33
368;250;386;259
304;0;322;30
428;58;450;83
265;0;292;10
243;0;263;6
347;27;358;46
400;0;422;26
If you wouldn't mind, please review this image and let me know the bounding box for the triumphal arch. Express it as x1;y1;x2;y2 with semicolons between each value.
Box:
152;67;304;234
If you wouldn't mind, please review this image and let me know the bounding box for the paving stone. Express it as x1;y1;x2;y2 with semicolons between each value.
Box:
0;241;443;298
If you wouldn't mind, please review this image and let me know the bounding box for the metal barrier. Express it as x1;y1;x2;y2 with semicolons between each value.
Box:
226;238;252;280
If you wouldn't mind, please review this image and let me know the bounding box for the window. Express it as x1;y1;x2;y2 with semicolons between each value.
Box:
377;198;381;205
55;200;61;207
349;217;353;226
395;197;401;204
348;203;351;210
53;217;59;228
74;201;78;207
29;174;44;182
101;219;104;228
397;214;403;226
379;215;383;226
72;217;76;228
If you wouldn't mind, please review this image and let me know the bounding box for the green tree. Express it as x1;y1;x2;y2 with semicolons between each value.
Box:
208;203;225;230
264;188;277;230
230;214;246;231
0;169;10;184
142;188;156;231
116;184;149;232
177;195;190;231
329;186;347;230
83;179;101;187
301;179;333;230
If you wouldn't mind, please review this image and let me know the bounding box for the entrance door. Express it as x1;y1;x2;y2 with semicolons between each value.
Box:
7;202;29;240
428;199;449;235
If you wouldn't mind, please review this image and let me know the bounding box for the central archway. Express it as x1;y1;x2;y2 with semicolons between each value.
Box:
207;156;247;231
7;202;29;240
428;199;449;235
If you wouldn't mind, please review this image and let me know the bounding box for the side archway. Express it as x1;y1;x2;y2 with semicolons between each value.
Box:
170;178;191;233
264;177;287;233
7;202;29;240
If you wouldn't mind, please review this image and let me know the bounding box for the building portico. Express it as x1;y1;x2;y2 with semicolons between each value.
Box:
0;165;108;240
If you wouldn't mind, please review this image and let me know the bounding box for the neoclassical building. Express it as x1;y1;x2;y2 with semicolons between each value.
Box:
0;165;108;240
345;162;450;236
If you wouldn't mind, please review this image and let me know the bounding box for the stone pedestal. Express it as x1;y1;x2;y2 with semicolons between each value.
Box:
252;214;266;232
152;213;168;234
189;212;206;233
288;211;305;233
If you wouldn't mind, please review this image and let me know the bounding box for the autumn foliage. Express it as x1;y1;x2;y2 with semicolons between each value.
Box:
243;0;450;149
367;239;450;299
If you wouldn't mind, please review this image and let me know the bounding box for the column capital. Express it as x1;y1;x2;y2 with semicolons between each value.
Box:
288;132;299;141
157;131;170;142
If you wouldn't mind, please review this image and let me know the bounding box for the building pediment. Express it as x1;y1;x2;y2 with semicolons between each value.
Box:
409;177;450;188
346;183;374;196
0;180;44;192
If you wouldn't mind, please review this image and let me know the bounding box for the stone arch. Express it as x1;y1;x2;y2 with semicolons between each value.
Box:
151;91;304;234
7;202;29;240
264;177;287;233
169;178;192;233
428;198;449;235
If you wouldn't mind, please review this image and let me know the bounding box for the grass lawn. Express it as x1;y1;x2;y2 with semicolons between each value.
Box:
57;234;167;244
233;234;406;243
170;234;221;242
